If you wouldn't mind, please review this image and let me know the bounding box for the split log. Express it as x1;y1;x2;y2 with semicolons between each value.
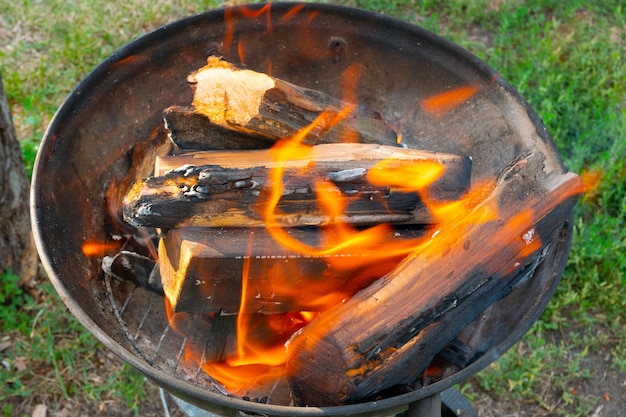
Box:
122;143;471;229
163;106;275;151
285;153;582;406
187;57;399;147
159;226;424;314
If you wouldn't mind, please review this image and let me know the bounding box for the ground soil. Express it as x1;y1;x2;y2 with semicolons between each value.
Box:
472;341;626;417
473;360;626;417
19;350;624;417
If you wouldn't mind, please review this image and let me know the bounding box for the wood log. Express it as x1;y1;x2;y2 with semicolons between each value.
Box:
285;153;582;406
187;57;399;147
158;226;424;314
102;251;163;294
163;106;275;151
122;143;471;229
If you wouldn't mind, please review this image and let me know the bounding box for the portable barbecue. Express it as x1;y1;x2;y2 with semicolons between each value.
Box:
31;3;579;416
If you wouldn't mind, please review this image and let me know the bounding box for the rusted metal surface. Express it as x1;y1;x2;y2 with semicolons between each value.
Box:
31;3;574;416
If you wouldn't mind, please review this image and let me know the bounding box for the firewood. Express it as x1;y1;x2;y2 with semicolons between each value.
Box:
285;154;582;406
122;143;471;229
187;57;399;147
102;250;163;294
163;106;275;151
158;226;424;314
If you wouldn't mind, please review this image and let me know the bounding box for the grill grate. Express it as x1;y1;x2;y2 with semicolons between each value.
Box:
104;272;230;395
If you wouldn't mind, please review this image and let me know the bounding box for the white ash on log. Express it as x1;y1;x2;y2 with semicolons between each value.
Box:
285;153;582;406
122;143;471;229
187;57;399;147
158;226;425;315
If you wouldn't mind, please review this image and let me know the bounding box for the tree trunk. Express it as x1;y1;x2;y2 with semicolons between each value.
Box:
0;73;38;284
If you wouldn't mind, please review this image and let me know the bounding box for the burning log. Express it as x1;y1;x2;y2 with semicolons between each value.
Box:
187;57;399;147
285;153;582;406
122;143;471;229
158;226;424;314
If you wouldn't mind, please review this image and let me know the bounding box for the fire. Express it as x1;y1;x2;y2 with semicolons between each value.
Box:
366;158;446;193
82;240;121;257
193;85;495;394
222;5;270;61
421;85;481;118
580;169;602;193
579;169;603;203
224;2;335;68
159;4;504;396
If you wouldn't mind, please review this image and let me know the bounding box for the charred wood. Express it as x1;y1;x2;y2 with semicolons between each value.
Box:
285;153;582;406
122;144;471;229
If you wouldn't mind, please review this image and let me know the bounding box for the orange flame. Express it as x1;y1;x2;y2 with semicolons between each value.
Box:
580;169;602;193
366;158;446;193
579;169;603;203
82;240;121;257
223;4;274;60
282;3;307;21
223;7;234;58
190;63;474;390
421;85;481;118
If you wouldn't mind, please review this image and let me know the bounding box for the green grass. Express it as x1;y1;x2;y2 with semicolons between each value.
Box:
2;0;625;415
0;270;149;415
0;0;223;176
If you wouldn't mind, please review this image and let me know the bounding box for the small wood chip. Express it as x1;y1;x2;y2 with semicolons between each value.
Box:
32;404;47;417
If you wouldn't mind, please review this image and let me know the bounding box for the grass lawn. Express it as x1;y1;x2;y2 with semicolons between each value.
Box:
1;0;624;416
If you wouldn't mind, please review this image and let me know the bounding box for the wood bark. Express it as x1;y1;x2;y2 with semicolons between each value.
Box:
285;153;582;405
163;106;275;151
122;144;471;229
0;73;37;283
187;57;399;147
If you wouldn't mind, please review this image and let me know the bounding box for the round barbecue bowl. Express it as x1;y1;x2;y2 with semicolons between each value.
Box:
31;3;574;416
